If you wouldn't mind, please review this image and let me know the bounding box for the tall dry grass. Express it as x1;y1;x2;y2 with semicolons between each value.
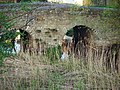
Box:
0;44;120;90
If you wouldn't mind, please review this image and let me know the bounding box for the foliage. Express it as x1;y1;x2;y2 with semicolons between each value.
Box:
65;28;74;37
21;0;31;2
102;0;120;41
45;45;61;64
0;12;16;66
20;2;30;11
0;2;32;66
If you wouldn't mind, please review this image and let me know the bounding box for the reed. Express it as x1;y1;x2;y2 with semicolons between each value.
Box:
0;44;120;90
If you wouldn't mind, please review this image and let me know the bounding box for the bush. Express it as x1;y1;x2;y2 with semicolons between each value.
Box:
45;45;61;64
0;12;18;66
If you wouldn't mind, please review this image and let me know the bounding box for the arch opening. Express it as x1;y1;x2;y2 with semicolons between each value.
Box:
61;25;120;73
61;25;93;60
19;29;33;53
0;29;33;54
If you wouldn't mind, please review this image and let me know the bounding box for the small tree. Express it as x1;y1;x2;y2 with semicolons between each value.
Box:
0;2;36;66
0;12;19;66
102;0;120;36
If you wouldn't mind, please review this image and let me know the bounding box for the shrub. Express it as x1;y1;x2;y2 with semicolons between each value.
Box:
45;45;61;64
0;12;18;66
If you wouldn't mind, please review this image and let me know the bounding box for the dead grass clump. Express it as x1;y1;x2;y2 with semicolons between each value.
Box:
0;44;120;90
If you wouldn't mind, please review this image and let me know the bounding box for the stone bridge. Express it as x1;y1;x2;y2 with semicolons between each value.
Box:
0;2;119;47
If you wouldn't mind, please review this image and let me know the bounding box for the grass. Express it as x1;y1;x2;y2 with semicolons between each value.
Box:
0;44;120;90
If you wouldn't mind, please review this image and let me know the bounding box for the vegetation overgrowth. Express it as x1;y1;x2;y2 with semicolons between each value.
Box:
0;1;120;90
0;1;37;66
0;12;16;66
0;46;120;89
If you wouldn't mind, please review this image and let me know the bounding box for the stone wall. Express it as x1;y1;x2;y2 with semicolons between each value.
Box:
1;3;118;47
19;7;111;47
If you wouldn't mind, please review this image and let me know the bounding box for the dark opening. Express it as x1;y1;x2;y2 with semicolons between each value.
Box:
19;29;33;53
61;25;93;60
72;25;93;54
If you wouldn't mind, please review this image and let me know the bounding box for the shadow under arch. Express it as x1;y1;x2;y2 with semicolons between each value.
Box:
0;28;33;54
61;25;94;60
61;25;120;73
19;29;33;53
